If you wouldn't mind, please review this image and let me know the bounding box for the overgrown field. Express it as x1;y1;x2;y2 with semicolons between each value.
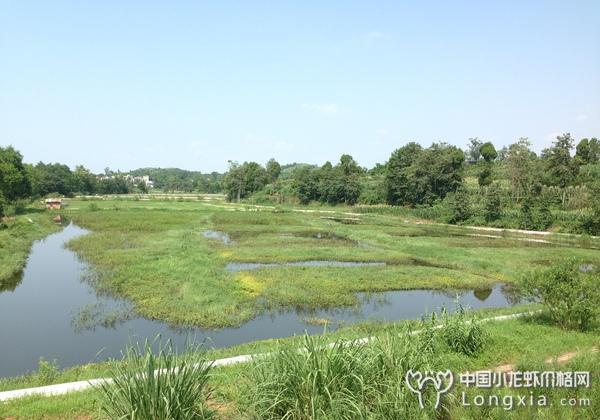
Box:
2;198;599;418
49;197;600;328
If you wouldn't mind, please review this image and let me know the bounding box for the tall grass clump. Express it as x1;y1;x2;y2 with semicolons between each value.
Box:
98;339;214;420
241;330;448;419
438;306;488;356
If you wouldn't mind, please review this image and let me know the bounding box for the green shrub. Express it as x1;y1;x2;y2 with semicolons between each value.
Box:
88;202;99;211
483;183;502;222
98;340;214;420
521;258;599;331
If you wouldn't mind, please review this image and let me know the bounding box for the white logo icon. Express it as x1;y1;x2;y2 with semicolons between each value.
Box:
405;370;454;409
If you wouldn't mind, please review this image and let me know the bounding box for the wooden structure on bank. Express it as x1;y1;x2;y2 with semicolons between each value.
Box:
45;198;62;210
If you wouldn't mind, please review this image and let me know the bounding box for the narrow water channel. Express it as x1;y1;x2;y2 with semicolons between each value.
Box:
0;224;516;377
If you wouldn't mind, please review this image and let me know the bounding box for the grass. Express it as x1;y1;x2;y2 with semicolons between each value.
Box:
55;198;600;328
2;196;599;418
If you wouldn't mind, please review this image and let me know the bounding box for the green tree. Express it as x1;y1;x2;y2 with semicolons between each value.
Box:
505;138;535;203
477;142;496;187
72;165;97;194
580;181;600;235
483;183;502;222
292;166;320;204
30;162;75;196
311;156;362;205
223;161;245;202
519;195;536;230
338;154;361;176
466;137;483;163
266;158;281;183
519;184;554;230
385;143;464;206
223;161;268;202
385;142;423;205
0;146;31;209
542;133;578;195
136;181;148;193
97;175;131;194
479;142;497;162
414;143;465;205
575;137;599;165
477;165;493;187
448;186;471;224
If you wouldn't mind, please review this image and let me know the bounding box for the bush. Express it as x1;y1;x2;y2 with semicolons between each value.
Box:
521;258;599;331
98;340;214;420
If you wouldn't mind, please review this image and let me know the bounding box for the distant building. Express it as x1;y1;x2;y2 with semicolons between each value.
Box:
97;174;154;189
45;198;62;210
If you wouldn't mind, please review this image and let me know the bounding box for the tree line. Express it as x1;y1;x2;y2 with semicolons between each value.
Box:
0;149;225;216
221;133;600;234
1;133;599;233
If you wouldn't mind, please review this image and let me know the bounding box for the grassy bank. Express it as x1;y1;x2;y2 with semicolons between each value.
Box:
0;209;61;286
58;198;600;328
1;306;598;419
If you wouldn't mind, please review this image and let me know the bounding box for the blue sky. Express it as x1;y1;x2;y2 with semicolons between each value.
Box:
1;1;599;173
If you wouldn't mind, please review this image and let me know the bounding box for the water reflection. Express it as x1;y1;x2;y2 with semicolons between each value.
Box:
0;271;22;293
473;288;493;301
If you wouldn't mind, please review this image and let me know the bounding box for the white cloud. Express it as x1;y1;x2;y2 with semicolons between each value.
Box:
301;103;339;115
375;128;389;136
576;114;589;121
366;31;386;40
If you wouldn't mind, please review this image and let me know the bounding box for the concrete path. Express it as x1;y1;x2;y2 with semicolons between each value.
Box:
0;311;535;402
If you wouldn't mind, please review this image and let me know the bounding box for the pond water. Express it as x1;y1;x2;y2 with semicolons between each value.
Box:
0;224;517;378
202;230;231;245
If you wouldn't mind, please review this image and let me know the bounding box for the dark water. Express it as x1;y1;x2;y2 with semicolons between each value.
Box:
0;224;516;377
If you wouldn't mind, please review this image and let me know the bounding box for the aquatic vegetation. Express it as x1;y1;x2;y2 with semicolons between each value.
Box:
53;199;600;328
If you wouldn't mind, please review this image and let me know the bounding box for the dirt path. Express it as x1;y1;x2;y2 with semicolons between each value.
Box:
484;346;598;374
